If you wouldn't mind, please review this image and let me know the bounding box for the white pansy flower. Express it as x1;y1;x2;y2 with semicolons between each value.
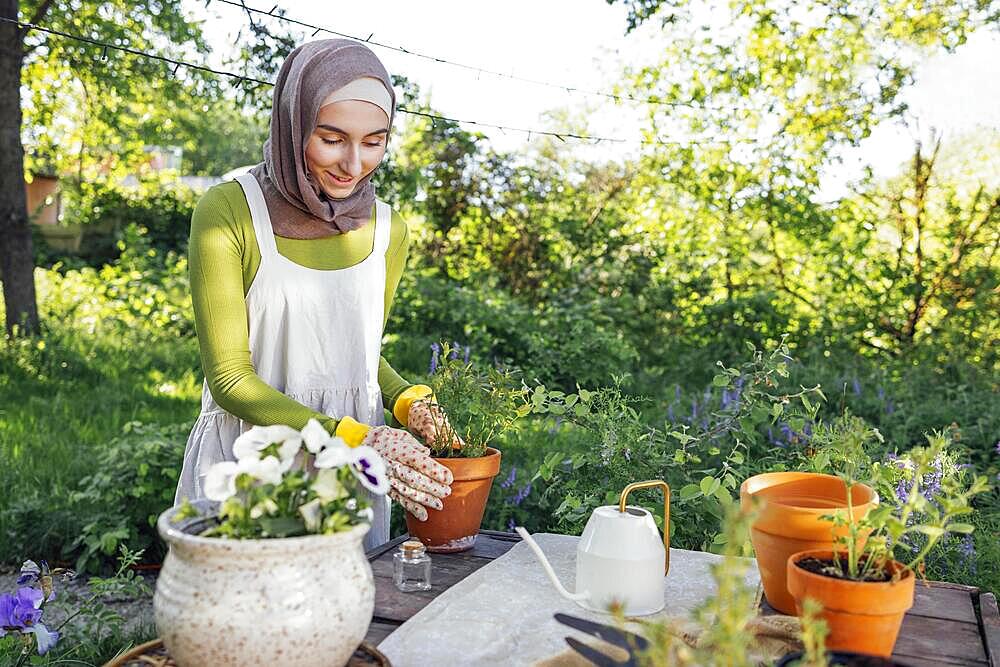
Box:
299;498;323;532
249;497;279;519
204;461;240;502
312;468;346;501
301;418;332;454
240;455;284;486
233;424;302;471
348;445;390;496
313;437;353;469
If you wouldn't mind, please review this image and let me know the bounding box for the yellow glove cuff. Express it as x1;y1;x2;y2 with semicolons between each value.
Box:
393;384;434;426
334;416;372;448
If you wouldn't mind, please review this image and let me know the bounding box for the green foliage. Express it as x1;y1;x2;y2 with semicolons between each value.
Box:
526;338;823;551
69;422;188;573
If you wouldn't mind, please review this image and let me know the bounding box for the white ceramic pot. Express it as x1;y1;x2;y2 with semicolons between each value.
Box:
154;502;374;666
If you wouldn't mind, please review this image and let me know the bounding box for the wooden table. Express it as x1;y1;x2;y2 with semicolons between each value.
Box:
364;531;1000;667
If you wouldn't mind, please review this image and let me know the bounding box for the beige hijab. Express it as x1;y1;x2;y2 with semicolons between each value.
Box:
249;39;396;238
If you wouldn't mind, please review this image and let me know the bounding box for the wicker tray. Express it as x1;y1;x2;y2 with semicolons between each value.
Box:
104;638;391;667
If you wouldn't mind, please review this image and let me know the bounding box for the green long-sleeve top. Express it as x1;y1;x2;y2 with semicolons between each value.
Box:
189;180;425;436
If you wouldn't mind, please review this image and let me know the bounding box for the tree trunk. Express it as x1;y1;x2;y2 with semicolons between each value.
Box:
0;0;39;335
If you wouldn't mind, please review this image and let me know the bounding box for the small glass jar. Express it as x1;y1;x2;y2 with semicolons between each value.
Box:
393;540;432;592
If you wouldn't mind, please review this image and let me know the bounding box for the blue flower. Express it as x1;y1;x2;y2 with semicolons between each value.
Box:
958;535;977;574
429;343;440;375
512;482;533;506
17;560;42;586
500;466;517;490
0;586;45;636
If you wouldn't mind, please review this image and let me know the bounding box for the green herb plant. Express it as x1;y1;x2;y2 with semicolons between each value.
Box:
814;418;990;581
423;342;530;458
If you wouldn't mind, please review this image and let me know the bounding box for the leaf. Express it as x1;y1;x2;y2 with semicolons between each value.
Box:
944;523;974;534
679;484;701;500
913;526;945;538
700;476;720;496
712;374;729;387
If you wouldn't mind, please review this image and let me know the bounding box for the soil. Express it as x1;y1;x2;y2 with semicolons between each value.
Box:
794;556;894;583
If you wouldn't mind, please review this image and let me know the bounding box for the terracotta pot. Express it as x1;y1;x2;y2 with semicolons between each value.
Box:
740;472;878;614
154;501;374;666
787;549;915;657
406;447;501;553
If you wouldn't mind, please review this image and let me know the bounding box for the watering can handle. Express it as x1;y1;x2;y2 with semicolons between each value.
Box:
618;480;671;574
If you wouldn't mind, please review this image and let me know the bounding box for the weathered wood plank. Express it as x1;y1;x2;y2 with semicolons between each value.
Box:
893;613;988;664
890;654;988;667
910;583;978;623
365;618;400;646
369;550;503;622
980;592;1000;667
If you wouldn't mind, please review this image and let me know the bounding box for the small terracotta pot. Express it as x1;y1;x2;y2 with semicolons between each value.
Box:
406;447;501;553
787;549;915;657
740;472;878;614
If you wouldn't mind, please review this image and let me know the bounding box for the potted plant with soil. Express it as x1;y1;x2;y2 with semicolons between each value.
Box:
786;420;989;657
404;342;530;552
154;419;389;666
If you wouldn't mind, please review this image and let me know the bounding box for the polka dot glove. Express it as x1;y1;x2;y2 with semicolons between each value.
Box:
407;400;466;452
362;426;453;522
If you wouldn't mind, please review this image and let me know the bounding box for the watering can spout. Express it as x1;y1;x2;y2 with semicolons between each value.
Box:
515;527;590;602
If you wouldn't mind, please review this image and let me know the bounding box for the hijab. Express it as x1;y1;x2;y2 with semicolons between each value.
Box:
249;39;396;239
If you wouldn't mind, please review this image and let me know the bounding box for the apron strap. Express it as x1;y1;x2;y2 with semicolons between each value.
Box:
234;173;280;262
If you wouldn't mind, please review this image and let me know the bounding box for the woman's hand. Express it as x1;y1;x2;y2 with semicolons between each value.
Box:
407;400;465;452
362;426;452;521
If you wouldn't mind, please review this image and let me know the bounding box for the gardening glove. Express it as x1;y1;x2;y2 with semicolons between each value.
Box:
361;426;453;522
407;399;466;452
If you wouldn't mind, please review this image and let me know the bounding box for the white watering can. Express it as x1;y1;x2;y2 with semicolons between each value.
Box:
516;480;670;616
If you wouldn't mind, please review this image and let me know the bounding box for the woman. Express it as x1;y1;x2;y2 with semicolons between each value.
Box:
175;39;458;550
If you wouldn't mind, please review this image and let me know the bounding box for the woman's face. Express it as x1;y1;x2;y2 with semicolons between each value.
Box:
304;99;389;200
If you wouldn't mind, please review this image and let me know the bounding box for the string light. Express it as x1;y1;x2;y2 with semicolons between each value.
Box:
7;17;750;148
211;0;705;110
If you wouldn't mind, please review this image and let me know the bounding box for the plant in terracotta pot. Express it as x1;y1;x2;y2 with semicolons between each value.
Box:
786;423;989;657
154;419;389;667
404;342;530;552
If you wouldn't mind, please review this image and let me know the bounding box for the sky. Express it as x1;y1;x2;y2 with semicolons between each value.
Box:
188;0;1000;200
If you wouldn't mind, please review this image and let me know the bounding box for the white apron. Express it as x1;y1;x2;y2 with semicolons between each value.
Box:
175;173;391;550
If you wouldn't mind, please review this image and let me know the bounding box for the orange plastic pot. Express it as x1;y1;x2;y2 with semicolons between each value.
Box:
406;447;501;553
740;472;878;614
787;549;915;657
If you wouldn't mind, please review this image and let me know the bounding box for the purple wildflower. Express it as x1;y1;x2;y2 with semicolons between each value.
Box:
450;342;461;360
511;482;533;506
721;390;732;410
429;343;440;375
921;457;943;501
507;517;516;532
959;534;976;574
500;466;517;490
0;587;44;631
703;386;712;403
886;399;895;415
895;478;910;503
995;440;1000;455
17;560;42;586
877;386;885;400
464;345;471;364
852;378;862;396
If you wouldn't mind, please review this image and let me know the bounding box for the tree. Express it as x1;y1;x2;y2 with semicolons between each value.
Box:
2;0;217;335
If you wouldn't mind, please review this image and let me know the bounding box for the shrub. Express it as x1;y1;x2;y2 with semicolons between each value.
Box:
69;421;189;572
